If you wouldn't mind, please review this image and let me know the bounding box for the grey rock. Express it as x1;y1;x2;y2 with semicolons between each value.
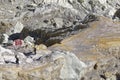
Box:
26;58;33;63
31;49;51;60
0;0;120;80
2;34;9;44
10;21;24;34
17;52;26;64
0;46;14;54
0;46;17;63
24;36;34;46
52;51;87;80
3;55;16;63
31;53;43;60
2;54;16;64
13;50;87;80
0;56;5;64
2;0;119;35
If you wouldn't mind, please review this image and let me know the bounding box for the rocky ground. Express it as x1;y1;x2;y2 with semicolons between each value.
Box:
0;0;120;80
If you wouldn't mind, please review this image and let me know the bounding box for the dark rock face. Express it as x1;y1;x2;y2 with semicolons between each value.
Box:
9;33;21;40
20;23;88;46
113;9;120;19
81;14;99;24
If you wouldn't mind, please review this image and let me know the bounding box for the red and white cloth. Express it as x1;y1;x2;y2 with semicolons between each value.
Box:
13;39;24;46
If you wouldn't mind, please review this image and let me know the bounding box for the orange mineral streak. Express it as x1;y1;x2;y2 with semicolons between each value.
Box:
61;20;99;44
98;38;120;49
50;16;120;62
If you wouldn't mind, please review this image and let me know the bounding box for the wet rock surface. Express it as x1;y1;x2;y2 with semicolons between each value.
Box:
0;0;120;80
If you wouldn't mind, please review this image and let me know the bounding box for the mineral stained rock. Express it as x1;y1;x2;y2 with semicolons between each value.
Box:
0;16;120;80
0;0;120;33
0;0;120;80
0;48;87;80
50;16;120;80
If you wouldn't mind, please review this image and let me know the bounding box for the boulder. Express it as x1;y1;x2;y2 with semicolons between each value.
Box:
34;44;47;50
50;16;120;79
0;51;87;80
0;46;16;63
17;52;26;64
53;51;87;80
31;49;51;60
3;55;16;63
0;46;13;54
2;34;9;44
24;36;34;46
10;22;24;34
